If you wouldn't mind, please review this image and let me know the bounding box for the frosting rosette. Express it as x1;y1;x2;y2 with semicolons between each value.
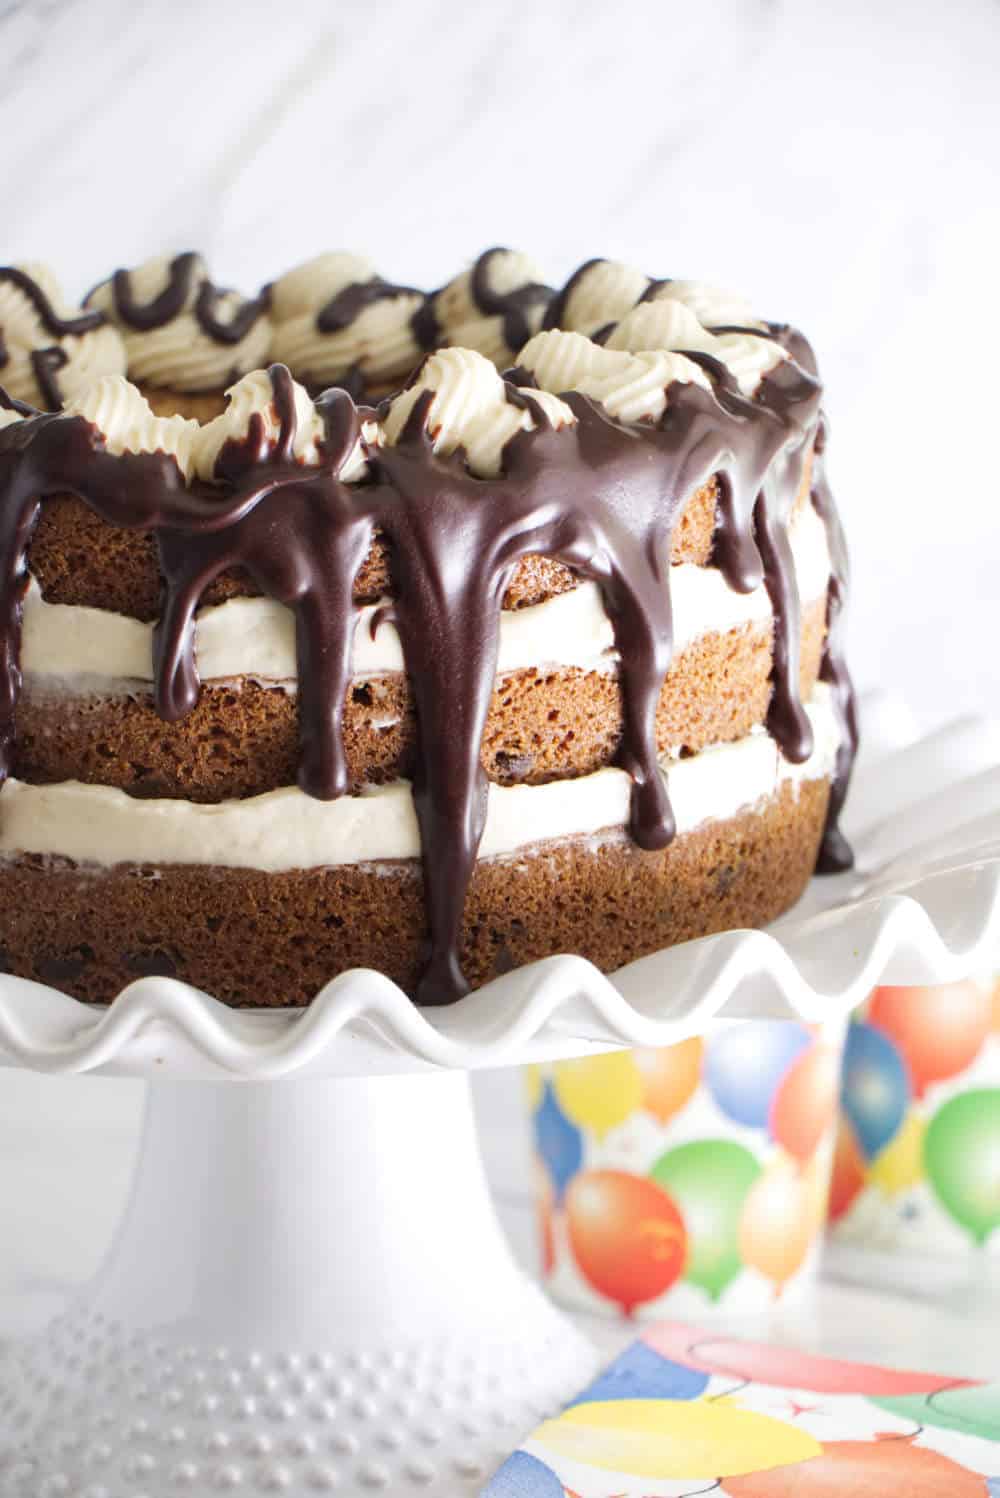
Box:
0;263;126;410
86;252;272;393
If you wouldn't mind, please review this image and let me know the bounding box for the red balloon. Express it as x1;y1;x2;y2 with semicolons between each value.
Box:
642;1323;971;1397
868;982;991;1097
724;1438;988;1496
828;1120;866;1223
769;1043;841;1161
565;1169;686;1314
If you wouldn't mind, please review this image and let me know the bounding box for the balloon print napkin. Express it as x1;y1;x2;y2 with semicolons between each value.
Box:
482;1322;1000;1496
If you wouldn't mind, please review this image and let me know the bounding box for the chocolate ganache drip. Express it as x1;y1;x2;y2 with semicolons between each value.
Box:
0;336;856;1004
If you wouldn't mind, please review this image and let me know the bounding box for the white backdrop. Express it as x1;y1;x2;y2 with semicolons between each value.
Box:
2;0;998;720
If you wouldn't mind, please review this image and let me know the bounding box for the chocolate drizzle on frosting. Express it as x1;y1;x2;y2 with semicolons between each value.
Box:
544;258;609;330
317;277;422;335
0;267;109;409
29;347;70;412
108;252;269;343
0;267;106;340
0;309;857;1003
468;249;553;351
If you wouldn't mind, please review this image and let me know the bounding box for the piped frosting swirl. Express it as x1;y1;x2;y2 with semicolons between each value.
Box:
382;348;574;476
270;252;424;395
86;253;271;393
0;264;127;410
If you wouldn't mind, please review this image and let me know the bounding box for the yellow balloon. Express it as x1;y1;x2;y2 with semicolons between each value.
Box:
869;1110;926;1195
523;1063;544;1112
534;1397;820;1479
553;1052;643;1139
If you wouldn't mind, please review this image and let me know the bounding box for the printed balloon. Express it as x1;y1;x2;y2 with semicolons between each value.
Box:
841;1021;910;1160
651;1139;761;1300
533;1398;819;1479
554;1052;643;1139
828;1120;866;1222
566;1170;687;1313
723;1437;987;1496
577;1340;709;1404
924;1089;1000;1245
769;1043;840;1161
739;1152;817;1295
533;1080;584;1202
872;1380;1000;1442
534;1156;556;1276
482;1450;564;1496
869;982;992;1096
643;1323;963;1396
705;1021;812;1128
869;1111;926;1196
634;1037;703;1123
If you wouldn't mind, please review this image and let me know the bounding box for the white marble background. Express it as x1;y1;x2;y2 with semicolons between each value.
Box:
2;0;998;722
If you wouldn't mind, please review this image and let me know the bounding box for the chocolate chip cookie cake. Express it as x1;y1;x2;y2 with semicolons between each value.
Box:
0;249;857;1006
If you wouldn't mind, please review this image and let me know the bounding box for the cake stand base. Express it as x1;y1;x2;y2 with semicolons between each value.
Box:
0;1072;594;1498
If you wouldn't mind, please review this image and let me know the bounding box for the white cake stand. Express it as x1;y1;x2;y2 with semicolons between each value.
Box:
1;693;1000;1498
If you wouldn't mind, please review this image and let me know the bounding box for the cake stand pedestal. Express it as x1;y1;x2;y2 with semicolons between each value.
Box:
2;691;1000;1498
1;1073;586;1497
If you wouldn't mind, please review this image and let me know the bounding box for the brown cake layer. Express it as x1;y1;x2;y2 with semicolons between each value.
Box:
17;601;826;800
27;464;811;623
140;384;228;422
0;777;829;1007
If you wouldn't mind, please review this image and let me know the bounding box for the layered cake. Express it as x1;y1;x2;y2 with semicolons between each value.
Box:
0;250;857;1007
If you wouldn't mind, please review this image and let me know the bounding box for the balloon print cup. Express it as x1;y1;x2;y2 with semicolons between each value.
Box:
829;975;1000;1286
527;1016;847;1320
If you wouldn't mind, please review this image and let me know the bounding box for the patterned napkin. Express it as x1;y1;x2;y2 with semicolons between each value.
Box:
482;1321;1000;1495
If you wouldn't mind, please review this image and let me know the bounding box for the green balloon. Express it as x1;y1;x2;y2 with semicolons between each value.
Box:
871;1381;1000;1442
924;1089;1000;1246
650;1139;761;1300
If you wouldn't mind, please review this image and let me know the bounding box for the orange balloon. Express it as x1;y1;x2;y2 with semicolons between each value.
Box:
828;1120;866;1222
992;978;1000;1032
769;1043;840;1161
868;982;991;1097
724;1437;987;1496
634;1038;704;1123
566;1169;687;1314
534;1156;556;1277
738;1154;816;1296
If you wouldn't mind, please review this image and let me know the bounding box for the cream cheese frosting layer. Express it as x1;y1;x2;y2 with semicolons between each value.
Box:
0;687;839;872
22;501;831;690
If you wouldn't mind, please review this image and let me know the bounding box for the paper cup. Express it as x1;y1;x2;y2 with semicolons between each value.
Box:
828;975;1000;1284
527;1015;847;1319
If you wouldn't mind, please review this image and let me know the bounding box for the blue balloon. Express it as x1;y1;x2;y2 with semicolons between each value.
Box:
482;1449;564;1495
704;1020;812;1127
987;1481;1000;1496
841;1021;910;1160
533;1080;583;1201
576;1341;709;1404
